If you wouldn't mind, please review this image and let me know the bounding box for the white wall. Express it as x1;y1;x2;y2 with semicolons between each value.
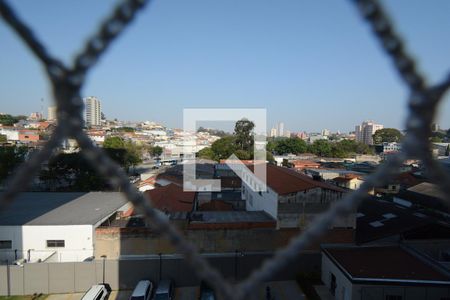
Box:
0;225;94;263
321;253;353;300
244;183;278;220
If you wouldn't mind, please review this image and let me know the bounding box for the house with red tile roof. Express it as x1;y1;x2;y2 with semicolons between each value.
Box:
241;164;353;229
144;183;195;213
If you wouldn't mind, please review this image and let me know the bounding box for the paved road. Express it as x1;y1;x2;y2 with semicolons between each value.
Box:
258;281;305;300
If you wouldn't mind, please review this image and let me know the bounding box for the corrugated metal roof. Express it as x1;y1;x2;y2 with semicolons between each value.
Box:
0;192;128;226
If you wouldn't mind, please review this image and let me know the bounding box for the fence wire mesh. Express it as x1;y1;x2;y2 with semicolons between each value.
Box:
0;0;449;299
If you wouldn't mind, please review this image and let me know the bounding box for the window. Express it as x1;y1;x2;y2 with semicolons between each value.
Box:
330;273;336;296
386;296;402;300
95;290;104;300
46;240;65;248
0;240;12;249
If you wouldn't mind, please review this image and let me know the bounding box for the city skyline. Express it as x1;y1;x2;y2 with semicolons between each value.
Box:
1;0;449;132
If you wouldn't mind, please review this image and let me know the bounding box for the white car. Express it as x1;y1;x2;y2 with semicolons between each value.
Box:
81;284;109;300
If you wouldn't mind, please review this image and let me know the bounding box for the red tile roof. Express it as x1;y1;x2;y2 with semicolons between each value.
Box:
324;246;450;283
247;164;345;195
144;183;195;213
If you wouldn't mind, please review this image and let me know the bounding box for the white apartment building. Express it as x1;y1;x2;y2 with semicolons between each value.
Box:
0;192;128;263
355;121;383;145
47;106;57;121
84;96;101;127
241;164;354;229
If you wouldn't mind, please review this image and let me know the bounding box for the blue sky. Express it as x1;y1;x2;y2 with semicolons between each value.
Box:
0;0;449;133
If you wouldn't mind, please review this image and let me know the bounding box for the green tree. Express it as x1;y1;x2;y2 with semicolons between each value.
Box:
274;137;307;155
103;136;126;148
103;136;142;171
234;119;254;151
40;152;110;191
234;149;252;160
197;147;215;160
149;145;163;157
0;114;19;126
372;128;403;144
308;140;333;157
210;136;237;161
0;135;6;143
266;151;275;163
0;146;28;184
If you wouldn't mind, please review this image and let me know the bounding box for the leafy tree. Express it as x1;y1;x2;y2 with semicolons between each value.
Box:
234;119;254;151
115;127;135;133
266;151;275;163
430;136;443;143
103;136;142;171
149;145;163;157
0;135;6;143
210;136;237;160
372;128;403;144
0;146;28;184
103;136;126;148
40;152;110;191
0;114;19;126
274;137;307;155
197;147;215;160
234;149;252;160
308;140;332;157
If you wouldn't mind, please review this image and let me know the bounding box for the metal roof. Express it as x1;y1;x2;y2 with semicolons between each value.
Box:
0;192;128;226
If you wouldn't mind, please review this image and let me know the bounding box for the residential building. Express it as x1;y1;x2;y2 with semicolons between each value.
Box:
332;174;364;191
321;129;330;137
278;122;284;137
270;127;277;137
355;121;383;145
47;106;57;121
292;160;320;170
241;164;353;229
0;192;129;263
28;112;43;121
321;245;450;300
84;96;101;127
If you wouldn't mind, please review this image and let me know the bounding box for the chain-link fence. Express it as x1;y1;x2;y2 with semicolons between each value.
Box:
0;0;449;299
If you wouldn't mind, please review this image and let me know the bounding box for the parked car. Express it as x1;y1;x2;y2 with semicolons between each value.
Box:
130;280;154;300
199;281;216;300
81;284;109;300
153;279;174;300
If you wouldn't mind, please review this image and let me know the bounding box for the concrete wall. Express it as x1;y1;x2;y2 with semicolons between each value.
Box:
0;253;321;296
0;225;94;263
95;227;354;258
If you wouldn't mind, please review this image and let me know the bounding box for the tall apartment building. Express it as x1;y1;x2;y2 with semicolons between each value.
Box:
270;127;277;137
278;122;284;137
47;106;57;121
84;96;101;127
355;121;383;145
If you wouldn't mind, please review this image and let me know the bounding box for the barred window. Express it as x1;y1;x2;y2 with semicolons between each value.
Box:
46;240;65;248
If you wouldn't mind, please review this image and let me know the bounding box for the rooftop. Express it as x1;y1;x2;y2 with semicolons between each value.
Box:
145;183;195;213
247;164;345;195
356;198;432;244
0;192;128;226
323;246;450;285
